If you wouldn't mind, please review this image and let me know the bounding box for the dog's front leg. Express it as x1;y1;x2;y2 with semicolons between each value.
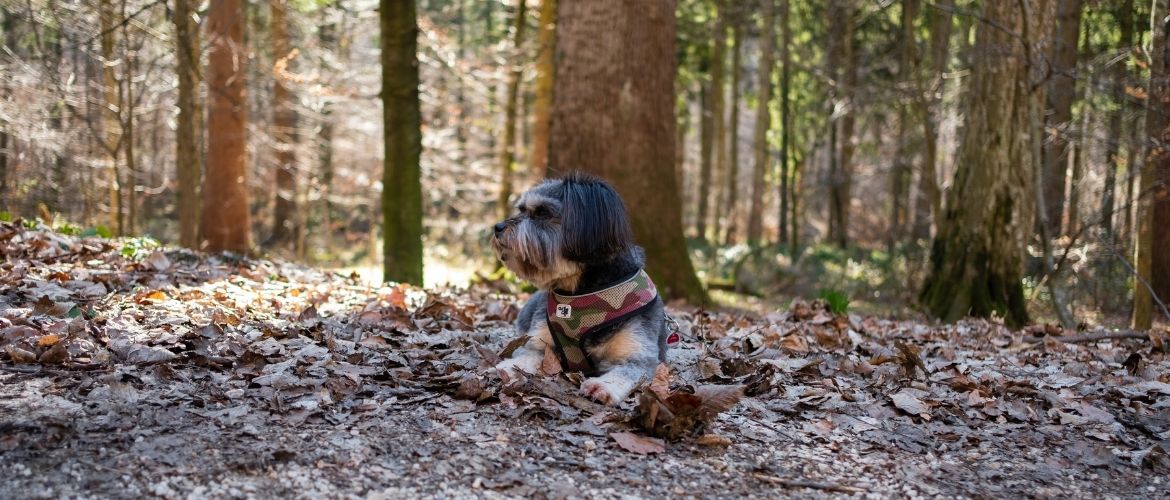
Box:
494;321;552;379
581;325;659;405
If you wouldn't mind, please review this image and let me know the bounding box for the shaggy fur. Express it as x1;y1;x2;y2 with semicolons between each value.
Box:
491;173;667;405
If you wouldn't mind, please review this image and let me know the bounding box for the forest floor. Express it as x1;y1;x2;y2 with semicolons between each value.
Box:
1;221;1169;499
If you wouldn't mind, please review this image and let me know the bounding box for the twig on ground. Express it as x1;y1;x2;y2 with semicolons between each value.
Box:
1022;330;1152;344
751;473;867;494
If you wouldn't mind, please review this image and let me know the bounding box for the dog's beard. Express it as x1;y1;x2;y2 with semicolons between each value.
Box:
493;221;581;290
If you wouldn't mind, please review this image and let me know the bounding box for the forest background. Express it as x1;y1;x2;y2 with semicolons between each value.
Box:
1;0;1168;332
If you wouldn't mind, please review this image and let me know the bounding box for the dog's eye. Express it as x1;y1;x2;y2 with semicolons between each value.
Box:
531;206;550;218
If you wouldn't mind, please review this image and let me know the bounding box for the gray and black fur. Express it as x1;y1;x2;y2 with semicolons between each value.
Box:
491;172;667;405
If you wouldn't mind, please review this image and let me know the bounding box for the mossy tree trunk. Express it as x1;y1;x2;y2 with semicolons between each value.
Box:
173;0;202;249
380;0;424;285
200;0;252;252
919;0;1053;327
530;0;556;180
496;0;528;218
548;0;706;304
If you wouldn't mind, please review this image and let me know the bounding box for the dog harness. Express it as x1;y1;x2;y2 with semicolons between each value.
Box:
546;269;669;375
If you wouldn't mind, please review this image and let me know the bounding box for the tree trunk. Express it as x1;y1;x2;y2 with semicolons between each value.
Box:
777;0;791;246
269;0;299;247
831;1;857;249
497;0;528;219
174;0;202;248
722;24;742;245
1101;0;1133;240
381;0;424;285
746;0;775;246
919;0;1053;327
890;0;919;252
0;8;13;208
317;7;338;252
122;10;137;236
697;4;725;242
1039;0;1083;237
201;0;252;252
548;0;705;304
530;0;556;179
99;0;122;235
1136;0;1170;328
912;0;951;241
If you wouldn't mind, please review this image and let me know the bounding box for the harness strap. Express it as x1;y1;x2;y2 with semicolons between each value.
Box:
546;269;658;374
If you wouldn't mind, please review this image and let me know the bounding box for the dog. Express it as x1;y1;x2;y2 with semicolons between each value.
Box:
490;172;669;405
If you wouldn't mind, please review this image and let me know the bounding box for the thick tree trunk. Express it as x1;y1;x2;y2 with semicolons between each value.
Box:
832;3;858;249
777;0;791;246
174;0;202;249
270;0;299;247
697;4;725;242
1039;0;1083;237
497;0;528;218
548;0;705;304
530;0;556;179
381;0;424;284
200;0;252;252
722;24;742;245
746;0;775;245
1136;0;1170;328
919;0;1053;327
697;74;713;238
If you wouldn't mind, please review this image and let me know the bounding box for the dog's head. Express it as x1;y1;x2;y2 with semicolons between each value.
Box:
491;172;634;289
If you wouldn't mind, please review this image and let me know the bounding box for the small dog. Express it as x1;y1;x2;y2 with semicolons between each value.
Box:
490;172;669;405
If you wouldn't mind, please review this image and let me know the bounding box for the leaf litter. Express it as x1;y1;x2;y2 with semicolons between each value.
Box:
0;221;1168;497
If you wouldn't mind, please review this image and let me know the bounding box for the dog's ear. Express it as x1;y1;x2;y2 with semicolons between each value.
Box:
561;175;634;263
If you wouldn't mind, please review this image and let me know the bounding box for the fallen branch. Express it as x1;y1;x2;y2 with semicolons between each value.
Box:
1023;330;1151;344
751;473;867;494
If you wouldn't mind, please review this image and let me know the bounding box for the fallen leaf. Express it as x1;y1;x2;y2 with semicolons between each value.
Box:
890;390;931;419
610;431;664;454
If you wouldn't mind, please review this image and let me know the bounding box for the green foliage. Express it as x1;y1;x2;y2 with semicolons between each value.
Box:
120;236;160;260
82;226;114;238
0;211;11;222
818;288;850;315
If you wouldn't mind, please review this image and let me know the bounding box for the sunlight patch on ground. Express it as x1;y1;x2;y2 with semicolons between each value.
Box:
330;257;480;289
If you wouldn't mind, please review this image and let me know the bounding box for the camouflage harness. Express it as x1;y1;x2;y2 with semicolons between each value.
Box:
546;269;661;375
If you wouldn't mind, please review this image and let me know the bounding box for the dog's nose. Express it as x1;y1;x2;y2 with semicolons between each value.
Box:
493;222;506;235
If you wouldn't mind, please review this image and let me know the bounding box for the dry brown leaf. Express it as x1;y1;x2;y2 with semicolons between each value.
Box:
610;431;664;454
890;390;931;420
540;346;562;376
37;334;61;347
5;344;37;364
693;385;744;416
650;363;672;400
38;341;69;364
498;335;530;359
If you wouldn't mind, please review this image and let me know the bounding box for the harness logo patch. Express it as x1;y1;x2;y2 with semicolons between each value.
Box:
555;304;572;319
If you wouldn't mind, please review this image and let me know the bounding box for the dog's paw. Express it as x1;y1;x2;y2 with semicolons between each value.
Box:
580;375;637;406
494;350;543;381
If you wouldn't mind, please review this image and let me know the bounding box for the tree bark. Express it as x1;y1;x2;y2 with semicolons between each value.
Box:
746;0;775;245
200;0;252;252
548;0;705;304
911;0;950;241
777;0;791;246
381;0;424;285
497;0;528;219
890;0;919;252
99;0;122;235
269;0;299;248
530;0;556;179
1101;0;1134;240
173;0;201;249
0;8;14;208
722;23;742;245
698;3;725;242
1136;0;1170;328
919;0;1053;327
1039;0;1083;237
